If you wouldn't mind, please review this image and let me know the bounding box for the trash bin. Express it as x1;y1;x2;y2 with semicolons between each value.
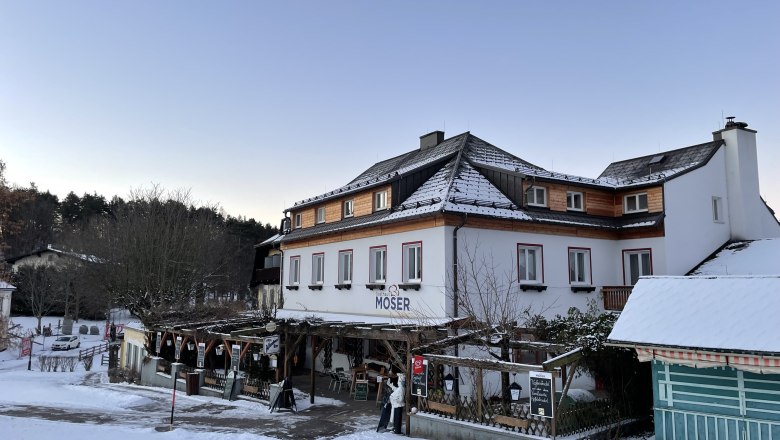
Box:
186;372;199;396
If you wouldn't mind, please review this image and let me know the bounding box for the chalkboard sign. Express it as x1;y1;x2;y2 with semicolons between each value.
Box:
529;371;554;418
196;342;205;368
223;370;236;400
411;356;428;398
230;344;240;371
155;332;161;354
354;380;369;401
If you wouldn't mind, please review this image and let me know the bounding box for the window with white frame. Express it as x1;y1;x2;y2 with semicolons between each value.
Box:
526;186;547;207
374;191;388;211
316;207;326;224
369;246;387;283
624;193;648;213
624;249;651;285
312;253;324;284
289;256;300;285
402;242;422;283
517;244;543;283
343;200;354;218
294;213;302;229
712;196;723;223
338;250;353;284
566;191;584;211
568;248;591;285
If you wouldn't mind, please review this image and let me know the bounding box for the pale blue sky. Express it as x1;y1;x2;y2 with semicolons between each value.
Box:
1;1;778;224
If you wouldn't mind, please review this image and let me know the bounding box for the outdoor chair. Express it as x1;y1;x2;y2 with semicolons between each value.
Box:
334;370;351;393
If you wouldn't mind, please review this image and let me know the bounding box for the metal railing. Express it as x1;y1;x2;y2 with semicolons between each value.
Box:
602;286;633;311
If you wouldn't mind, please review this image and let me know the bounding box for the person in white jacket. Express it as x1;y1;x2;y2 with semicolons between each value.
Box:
386;373;406;434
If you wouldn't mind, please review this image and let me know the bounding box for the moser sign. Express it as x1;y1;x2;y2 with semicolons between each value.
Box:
375;286;412;311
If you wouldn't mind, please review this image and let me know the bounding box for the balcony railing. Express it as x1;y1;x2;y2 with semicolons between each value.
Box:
601;286;633;311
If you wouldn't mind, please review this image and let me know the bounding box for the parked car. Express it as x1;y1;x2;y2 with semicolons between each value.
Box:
51;335;80;351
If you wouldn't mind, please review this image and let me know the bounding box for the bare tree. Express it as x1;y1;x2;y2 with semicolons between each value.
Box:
12;265;64;333
75;186;246;327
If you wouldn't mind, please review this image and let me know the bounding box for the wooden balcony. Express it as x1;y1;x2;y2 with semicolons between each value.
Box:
602;286;633;311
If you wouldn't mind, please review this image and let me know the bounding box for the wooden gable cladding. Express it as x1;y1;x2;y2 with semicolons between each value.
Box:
616;186;663;215
289;185;393;229
281;214;445;250
441;213;664;240
521;181;616;216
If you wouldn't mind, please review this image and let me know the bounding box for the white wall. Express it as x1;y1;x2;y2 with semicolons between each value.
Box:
663;148;731;275
456;227;665;318
281;226;450;319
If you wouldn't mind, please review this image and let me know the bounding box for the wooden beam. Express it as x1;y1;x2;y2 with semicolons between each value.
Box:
423;353;547;374
543;347;582;371
381;339;407;374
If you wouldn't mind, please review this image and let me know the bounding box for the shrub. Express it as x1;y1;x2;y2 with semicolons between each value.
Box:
79;325;89;335
89;325;100;335
82;355;94;371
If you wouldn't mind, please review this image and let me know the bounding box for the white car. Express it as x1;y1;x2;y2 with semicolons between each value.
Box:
51;335;80;351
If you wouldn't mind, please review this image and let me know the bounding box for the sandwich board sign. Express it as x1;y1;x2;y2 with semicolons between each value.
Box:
529;371;554;418
411;355;428;398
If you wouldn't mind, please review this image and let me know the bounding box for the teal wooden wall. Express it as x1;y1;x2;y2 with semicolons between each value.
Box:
652;360;780;439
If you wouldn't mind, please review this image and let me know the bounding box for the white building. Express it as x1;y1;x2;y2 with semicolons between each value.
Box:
277;118;779;326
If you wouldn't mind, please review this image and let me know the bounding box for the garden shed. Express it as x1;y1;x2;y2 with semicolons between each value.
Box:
608;276;780;440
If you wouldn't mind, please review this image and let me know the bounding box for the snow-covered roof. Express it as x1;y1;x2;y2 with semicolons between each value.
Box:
689;239;780;276
257;233;283;247
3;245;101;265
0;281;15;290
275;309;454;327
607;276;780;354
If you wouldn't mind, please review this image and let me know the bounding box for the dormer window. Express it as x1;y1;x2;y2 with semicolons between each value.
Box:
374;191;388;211
526;187;547;207
294;213;302;229
343;200;354;218
624;193;648;214
316;207;326;224
566;191;584;211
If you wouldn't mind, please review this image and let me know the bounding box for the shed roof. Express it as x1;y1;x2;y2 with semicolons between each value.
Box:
607;276;780;355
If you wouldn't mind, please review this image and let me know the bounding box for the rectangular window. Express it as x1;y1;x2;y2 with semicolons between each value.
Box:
402;242;422;283
312;253;324;284
568;248;591;285
369;246;387;283
338;250;353;284
289;256;300;285
343;200;354;218
624;249;652;285
316;207;326;224
526;186;547;207
374;191;388;211
517;244;543;283
294;213;302;229
624;193;649;213
712;196;723;223
566;191;584;211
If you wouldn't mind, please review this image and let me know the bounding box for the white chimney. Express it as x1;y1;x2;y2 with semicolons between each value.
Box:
713;118;776;240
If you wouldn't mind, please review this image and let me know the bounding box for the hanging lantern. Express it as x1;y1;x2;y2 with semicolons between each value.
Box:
509;381;522;401
270;355;278;368
216;344;224;356
166;339;172;346
253;352;260;361
187;342;195;351
444;373;455;392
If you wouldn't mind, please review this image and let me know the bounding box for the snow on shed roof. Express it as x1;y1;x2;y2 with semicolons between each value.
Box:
0;281;15;289
689;238;780;276
607;276;780;355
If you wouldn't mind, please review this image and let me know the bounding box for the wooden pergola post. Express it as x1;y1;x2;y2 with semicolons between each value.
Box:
476;368;483;422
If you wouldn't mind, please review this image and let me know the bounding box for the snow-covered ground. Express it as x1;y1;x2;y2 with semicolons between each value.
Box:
0;315;401;440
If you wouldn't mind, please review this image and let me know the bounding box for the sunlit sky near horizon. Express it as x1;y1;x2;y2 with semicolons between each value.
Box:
1;1;779;225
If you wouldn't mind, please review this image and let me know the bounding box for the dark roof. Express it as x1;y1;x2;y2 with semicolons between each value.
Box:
599;140;724;182
283;210;392;242
527;209;664;230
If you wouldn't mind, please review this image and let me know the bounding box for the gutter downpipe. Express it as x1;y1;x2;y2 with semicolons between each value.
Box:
452;213;467;396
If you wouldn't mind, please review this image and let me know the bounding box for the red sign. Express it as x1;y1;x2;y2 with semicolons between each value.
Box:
412;355;424;375
19;337;31;358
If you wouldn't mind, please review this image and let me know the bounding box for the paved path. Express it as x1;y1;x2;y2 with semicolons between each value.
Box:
0;372;395;439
